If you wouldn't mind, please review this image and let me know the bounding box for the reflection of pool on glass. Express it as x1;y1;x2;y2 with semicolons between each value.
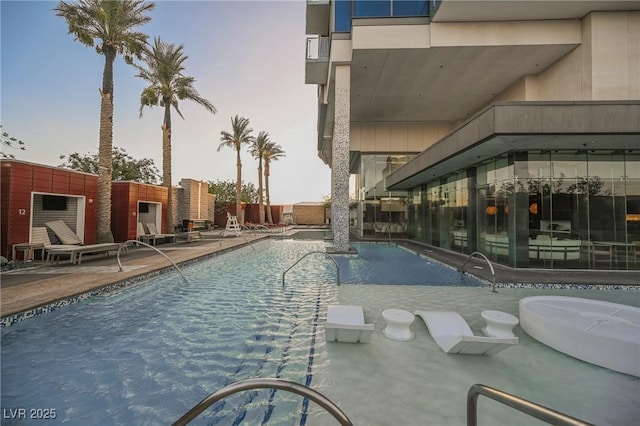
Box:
2;240;639;425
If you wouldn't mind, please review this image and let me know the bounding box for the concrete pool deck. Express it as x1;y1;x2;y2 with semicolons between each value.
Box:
1;230;638;320
0;231;275;318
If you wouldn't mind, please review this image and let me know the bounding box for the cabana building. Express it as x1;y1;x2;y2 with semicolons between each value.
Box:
1;159;98;260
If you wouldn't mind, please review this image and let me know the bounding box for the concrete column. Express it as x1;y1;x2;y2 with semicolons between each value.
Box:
331;65;351;252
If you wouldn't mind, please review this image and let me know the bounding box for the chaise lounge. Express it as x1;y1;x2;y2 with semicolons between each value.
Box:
414;310;518;355
45;220;125;265
325;304;375;343
30;227;81;261
146;223;176;244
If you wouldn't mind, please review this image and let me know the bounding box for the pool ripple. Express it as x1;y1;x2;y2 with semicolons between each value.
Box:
12;241;631;424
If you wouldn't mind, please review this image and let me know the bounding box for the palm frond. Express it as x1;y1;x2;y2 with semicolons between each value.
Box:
264;141;286;163
218;115;254;152
56;0;154;57
135;36;216;119
248;130;270;159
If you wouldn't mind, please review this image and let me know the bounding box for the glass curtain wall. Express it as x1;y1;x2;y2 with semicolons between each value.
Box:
334;0;429;32
477;157;513;262
408;188;425;242
448;173;470;254
406;150;639;270
356;154;411;238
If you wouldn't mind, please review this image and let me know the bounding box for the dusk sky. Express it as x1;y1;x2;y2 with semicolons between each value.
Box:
1;0;332;204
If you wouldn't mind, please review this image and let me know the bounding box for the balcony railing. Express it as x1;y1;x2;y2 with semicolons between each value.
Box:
305;36;330;84
306;36;330;61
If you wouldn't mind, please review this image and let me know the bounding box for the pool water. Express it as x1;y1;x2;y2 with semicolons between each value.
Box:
2;240;639;425
2;240;335;425
335;243;484;286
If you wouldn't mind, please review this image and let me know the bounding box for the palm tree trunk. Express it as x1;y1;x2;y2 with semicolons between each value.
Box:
265;163;273;224
236;147;242;223
162;102;175;229
97;49;116;243
257;159;264;223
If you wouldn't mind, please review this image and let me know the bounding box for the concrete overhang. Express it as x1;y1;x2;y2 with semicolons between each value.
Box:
306;0;330;36
305;60;329;85
431;0;640;23
386;101;640;190
350;19;581;123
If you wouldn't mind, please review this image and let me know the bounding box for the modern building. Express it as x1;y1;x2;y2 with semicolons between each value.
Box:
305;0;640;269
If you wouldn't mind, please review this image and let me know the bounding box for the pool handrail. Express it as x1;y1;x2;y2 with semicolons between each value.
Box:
117;240;188;283
460;251;496;293
237;234;256;251
282;251;340;287
172;377;353;426
467;384;593;426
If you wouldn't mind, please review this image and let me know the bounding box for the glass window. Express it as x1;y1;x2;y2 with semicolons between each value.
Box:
334;0;352;32
587;153;626;243
393;0;429;17
353;0;391;17
625;153;640;243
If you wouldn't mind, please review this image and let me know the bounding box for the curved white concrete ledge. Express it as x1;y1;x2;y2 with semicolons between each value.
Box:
519;296;640;377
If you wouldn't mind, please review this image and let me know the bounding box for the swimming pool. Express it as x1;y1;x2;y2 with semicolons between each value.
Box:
333;243;485;286
1;240;639;425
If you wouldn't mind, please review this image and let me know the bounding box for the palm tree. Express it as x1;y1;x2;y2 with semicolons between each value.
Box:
218;116;254;221
56;0;155;243
248;131;270;224
136;37;216;228
263;141;285;224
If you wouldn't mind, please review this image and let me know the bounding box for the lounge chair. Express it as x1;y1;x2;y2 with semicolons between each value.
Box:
146;223;176;243
325;304;375;343
45;220;82;245
137;222;161;245
44;220;124;264
46;243;126;265
30;227;80;261
414;310;518;355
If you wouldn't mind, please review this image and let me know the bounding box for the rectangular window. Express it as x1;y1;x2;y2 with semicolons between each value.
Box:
353;0;391;17
334;0;352;32
139;202;150;213
393;0;428;16
335;1;429;33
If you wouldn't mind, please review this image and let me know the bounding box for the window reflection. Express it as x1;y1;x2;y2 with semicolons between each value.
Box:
401;150;639;270
334;0;430;32
353;154;414;238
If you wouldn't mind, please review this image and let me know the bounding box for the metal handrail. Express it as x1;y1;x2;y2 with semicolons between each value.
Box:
236;234;256;251
467;384;593;426
305;36;329;61
282;251;340;287
460;251;496;292
117;240;188;283
173;378;353;426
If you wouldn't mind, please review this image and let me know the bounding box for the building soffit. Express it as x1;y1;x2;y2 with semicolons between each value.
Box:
385;102;640;190
316;16;602;172
349;19;581;123
431;0;640;23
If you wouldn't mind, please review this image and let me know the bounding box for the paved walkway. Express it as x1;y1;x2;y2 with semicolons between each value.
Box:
397;240;640;287
2;231;638;320
0;231;273;318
